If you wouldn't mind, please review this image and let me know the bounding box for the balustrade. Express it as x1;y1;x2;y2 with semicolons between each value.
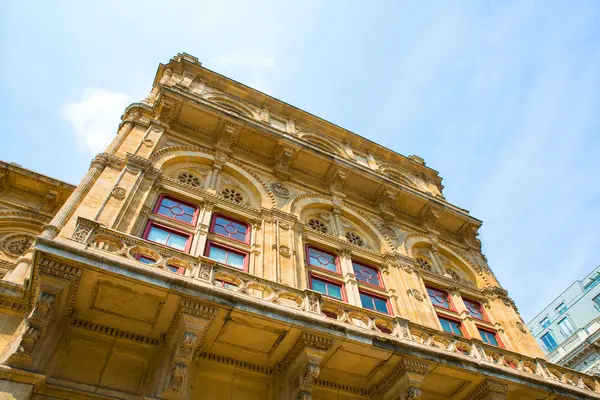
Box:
69;217;600;395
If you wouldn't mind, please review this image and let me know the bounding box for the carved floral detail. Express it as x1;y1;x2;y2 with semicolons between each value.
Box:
279;245;291;257
3;234;34;257
178;171;202;187
270;181;291;198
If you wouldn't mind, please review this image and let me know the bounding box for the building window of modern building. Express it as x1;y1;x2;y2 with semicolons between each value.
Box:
541;332;558;352
479;328;502;347
540;317;551;328
555;302;567;315
558;318;576;336
593;294;600;307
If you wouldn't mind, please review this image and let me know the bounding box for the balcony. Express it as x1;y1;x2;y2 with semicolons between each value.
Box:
548;318;600;365
66;217;600;396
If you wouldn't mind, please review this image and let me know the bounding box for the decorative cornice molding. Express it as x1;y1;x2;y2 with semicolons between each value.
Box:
70;318;160;346
464;379;508;400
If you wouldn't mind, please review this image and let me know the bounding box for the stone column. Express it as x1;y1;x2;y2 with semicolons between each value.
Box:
41;154;108;239
2;248;35;284
105;120;134;155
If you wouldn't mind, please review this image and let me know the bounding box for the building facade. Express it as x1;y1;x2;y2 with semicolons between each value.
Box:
528;265;600;375
0;52;598;399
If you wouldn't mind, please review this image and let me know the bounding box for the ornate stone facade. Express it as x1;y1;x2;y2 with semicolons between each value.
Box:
0;52;597;399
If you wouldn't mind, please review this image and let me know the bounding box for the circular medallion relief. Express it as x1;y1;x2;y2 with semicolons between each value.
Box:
270;182;291;198
2;234;35;257
111;187;127;199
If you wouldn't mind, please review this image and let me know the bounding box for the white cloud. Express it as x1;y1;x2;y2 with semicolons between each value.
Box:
61;89;132;154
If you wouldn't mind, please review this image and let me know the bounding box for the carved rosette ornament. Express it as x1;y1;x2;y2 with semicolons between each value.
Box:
2;233;35;257
270;181;291;198
111;186;127;199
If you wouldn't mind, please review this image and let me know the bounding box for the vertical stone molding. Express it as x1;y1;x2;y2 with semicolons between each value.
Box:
464;379;508;400
277;333;332;400
369;358;430;400
42;154;109;238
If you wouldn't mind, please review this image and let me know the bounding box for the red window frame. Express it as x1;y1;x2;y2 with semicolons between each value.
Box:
426;286;455;311
478;327;504;348
305;246;340;274
142;221;192;253
215;279;239;290
167;265;186;275
352;261;385;288
153;194;199;226
358;290;392;315
463;298;489;322
309;274;346;301
205;241;249;272
210;213;251;244
438;316;468;338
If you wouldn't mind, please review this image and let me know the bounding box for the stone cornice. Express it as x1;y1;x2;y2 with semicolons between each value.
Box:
33;236;600;399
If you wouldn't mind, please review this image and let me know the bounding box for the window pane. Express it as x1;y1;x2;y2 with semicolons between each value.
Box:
353;262;381;286
427;287;450;309
213;224;229;236
227;251;245;269
440;318;463;337
541;317;550;328
166;232;188;251
479;329;499;346
311;278;327;295
147;226;169;245
327;283;342;300
307;248;337;272
374;297;389;314
138;256;155;264
558;318;575;335
181;203;196;215
464;299;485;320
594;295;600;307
178;213;194;224
360;293;374;310
161;197;176;207
209;246;228;263
541;332;557;351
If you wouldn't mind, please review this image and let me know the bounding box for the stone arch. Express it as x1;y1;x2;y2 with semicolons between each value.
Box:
150;147;276;209
290;195;389;253
202;93;259;120
297;132;347;158
402;233;484;288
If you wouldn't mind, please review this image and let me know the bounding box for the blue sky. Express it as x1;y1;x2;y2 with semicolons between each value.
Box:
1;1;599;321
